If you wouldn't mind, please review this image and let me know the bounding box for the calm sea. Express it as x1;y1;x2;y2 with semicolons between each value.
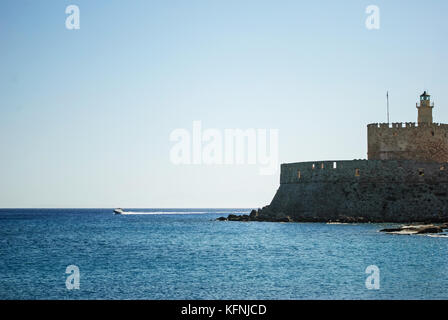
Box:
0;208;447;299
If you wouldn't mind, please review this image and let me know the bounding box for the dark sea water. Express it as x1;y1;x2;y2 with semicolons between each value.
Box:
0;208;447;300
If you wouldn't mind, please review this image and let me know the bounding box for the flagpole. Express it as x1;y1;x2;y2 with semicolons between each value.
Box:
387;91;390;124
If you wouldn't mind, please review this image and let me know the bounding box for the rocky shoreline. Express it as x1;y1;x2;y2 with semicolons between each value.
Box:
217;208;389;223
216;210;448;235
216;209;294;223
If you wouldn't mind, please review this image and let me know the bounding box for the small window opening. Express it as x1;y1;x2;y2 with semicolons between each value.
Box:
431;131;435;136
321;163;324;169
297;170;301;179
418;169;424;176
355;169;360;177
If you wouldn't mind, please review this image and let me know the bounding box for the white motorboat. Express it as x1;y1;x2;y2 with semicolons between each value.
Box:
113;208;124;215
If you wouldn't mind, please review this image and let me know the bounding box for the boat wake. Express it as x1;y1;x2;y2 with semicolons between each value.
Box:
121;211;206;215
117;210;250;215
426;234;448;238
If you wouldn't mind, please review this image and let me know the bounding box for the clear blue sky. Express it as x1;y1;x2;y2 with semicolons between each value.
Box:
1;0;447;208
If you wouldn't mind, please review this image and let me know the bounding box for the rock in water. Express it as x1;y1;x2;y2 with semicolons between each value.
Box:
416;226;443;234
380;224;443;235
224;214;250;222
249;210;258;219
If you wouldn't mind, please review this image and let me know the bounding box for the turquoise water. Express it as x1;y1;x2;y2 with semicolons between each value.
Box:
0;209;447;299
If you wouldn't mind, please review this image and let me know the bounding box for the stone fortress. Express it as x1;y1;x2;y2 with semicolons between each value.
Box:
248;92;448;223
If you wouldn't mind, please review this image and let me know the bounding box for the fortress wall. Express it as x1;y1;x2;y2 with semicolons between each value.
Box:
280;160;448;184
258;160;448;222
367;123;448;162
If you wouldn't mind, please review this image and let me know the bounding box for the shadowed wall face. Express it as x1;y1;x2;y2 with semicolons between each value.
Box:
258;160;448;223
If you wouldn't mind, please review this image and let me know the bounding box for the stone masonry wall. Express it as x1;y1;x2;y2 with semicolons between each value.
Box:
367;122;448;163
256;160;448;223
